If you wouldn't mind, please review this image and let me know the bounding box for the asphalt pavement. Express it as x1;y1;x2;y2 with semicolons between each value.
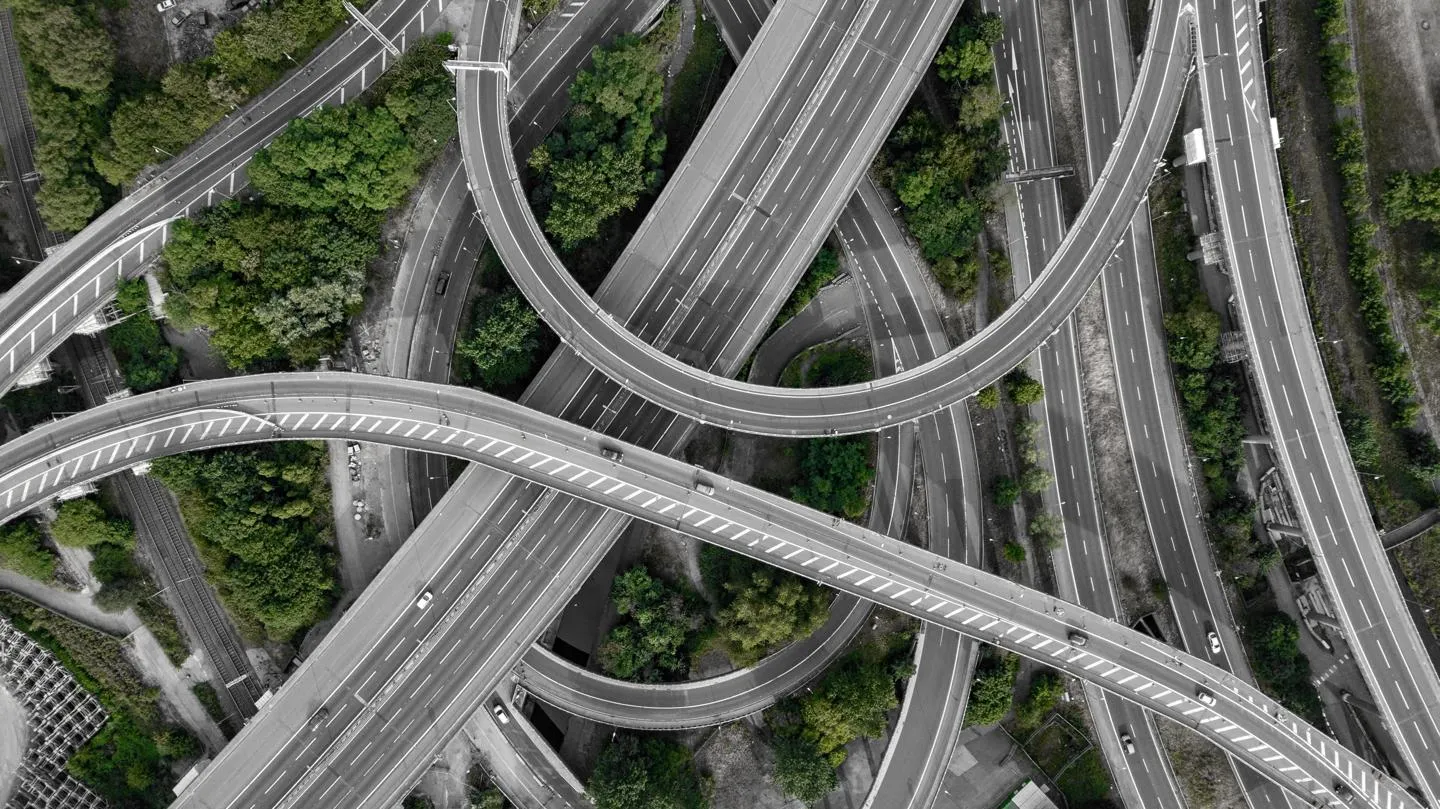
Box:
0;372;1414;809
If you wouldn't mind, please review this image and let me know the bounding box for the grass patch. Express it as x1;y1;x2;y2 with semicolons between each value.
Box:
0;594;201;806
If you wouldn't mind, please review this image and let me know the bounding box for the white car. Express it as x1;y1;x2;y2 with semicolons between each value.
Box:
155;0;176;11
1207;631;1222;655
491;702;510;725
1196;688;1216;706
1118;731;1136;755
414;590;434;610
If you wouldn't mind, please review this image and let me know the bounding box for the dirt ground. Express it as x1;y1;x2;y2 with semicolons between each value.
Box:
128;626;228;752
1156;720;1247;809
696;723;794;809
0;685;26;807
1267;0;1433;528
1073;286;1171;627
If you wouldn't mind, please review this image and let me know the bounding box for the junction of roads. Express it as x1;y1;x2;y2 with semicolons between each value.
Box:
0;0;1438;806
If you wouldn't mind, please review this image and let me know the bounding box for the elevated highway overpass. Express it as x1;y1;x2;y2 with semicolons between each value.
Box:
0;372;1421;809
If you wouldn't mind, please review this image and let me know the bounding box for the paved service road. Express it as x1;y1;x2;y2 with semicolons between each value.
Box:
0;372;1417;809
457;0;1192;436
1197;0;1440;800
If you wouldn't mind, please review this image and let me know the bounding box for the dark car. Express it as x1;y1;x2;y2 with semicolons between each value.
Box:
434;272;451;296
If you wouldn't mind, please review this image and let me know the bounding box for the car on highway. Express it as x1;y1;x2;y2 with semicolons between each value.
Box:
491;702;510;725
1196;688;1216;706
155;0;175;10
308;706;329;732
694;480;715;496
600;447;623;463
1119;731;1135;755
1067;632;1088;647
414;590;434;610
1207;630;1222;655
433;272;450;296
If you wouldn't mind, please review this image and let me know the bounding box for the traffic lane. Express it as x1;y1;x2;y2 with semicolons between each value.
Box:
4;377;1417;809
1197;0;1440;797
308;498;621;806
624;0;931;349
170;473;539;808
1197;0;1440;793
518;595;871;728
454;0;1192;436
984;0;1055;170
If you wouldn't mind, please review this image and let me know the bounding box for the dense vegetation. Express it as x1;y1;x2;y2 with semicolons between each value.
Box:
110;279;181;393
700;546;829;666
769;246;840;334
150;443;335;643
596;565;707;682
879;8;1008;299
4;0;349;233
528;23;670;252
0;594;201;807
457;288;546;392
0;518;58;580
782;345;876;520
3;0;113;231
1243;610;1324;725
586;734;708;809
162;36;456;370
766;639;914;803
964;650;1019;726
65;499;192;666
1151;169;1267;586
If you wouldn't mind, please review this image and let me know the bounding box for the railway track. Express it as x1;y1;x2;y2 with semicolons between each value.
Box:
67;337;261;723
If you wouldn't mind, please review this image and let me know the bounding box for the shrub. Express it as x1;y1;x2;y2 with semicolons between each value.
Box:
0;520;57;581
965;651;1018;725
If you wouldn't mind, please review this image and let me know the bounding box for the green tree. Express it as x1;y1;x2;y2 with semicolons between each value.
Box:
1245;611;1323;724
1165;303;1221;370
713;563;829;666
596;566;706;681
50;499;135;549
772;736;837;805
795;654;903;765
0;520;57;581
1001;541;1026;564
35;167;104;233
1019;465;1053;495
151;444;336;642
457;289;544;391
1383;169;1440;225
248;104;418;212
109;279;181;393
964;651;1018;725
791;437;875;519
1028;513;1064;550
530;33;667;249
976;385;1000;409
1005;368;1044;406
1014;670;1065;730
13;5;114;94
992;476;1020;507
587;735;708;809
934;12;1003;84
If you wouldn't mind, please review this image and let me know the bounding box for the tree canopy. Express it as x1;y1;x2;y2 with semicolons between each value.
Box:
701;546;830;666
587;735;708;809
163;201;378;368
596;565;706;681
50;498;135;549
965;651;1018;726
151;444;336;643
529;31;668;249
248;104;420;212
772;736;837;805
793;651;905;765
0;520;57;581
109;279;180;393
456;289;545;391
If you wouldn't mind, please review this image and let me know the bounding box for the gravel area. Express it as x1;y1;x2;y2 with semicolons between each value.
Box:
128;626;228;752
696;723;794;809
1157;720;1247;809
1074;285;1169;626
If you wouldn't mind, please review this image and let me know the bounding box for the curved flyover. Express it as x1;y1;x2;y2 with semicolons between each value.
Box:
0;0;448;396
458;0;1192;437
0;372;1416;809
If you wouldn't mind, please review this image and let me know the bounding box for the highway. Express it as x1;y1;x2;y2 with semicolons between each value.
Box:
456;0;1193;436
0;372;1419;809
1068;1;1306;808
1197;0;1440;801
0;0;449;397
987;0;1182;802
